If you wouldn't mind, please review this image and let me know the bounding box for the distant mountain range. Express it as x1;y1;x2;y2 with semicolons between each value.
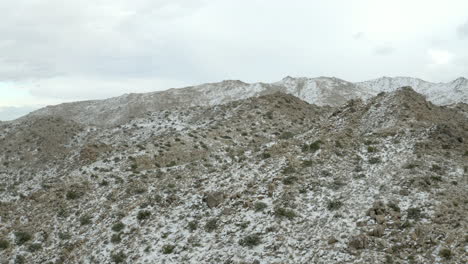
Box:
23;76;468;126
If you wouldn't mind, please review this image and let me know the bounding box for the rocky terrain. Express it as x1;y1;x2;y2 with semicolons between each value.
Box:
0;81;467;263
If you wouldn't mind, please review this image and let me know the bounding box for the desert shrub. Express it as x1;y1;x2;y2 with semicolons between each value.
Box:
439;248;452;259
58;232;71;240
274;207;297;219
27;243;42;252
302;160;313;167
309;140;322;152
162;244;176;254
137;210;151;221
111;234;122;244
279;132;294;139
111;251;126;263
261;152;271;159
367;146;377;153
368;157;381;164
14;255;26;264
14;231;32;245
407;207;422;220
282;166;295;174
79;215;92;226
0;239;9;250
112;222;125;232
66;190;81;200
205;218;218;232
188;220;198;231
327;200;343;211
239;234;261;248
254;202;268;212
282;176;298;185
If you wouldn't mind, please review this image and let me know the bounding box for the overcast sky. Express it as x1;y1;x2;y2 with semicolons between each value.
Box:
1;0;468;120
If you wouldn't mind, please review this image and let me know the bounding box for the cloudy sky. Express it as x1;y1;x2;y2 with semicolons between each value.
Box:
1;0;468;120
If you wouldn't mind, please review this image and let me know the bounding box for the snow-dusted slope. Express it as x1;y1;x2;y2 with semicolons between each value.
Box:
25;76;468;126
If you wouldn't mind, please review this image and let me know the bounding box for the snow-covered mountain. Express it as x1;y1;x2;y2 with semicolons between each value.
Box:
24;76;468;126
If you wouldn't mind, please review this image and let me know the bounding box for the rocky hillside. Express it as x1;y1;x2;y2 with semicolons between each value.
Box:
23;76;468;127
0;86;467;264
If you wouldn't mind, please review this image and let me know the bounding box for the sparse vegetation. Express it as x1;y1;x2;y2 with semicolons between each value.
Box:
439;248;452;259
205;218;218;232
239;234;261;248
274;207;297;219
327;200;343;211
0;239;9;250
162;244;176;254
111;251;126;263
79;215;92;226
112;222;125;232
188;220;198;231
368;157;381;164
66;190;81;200
137;210;151;221
14;231;32;245
254;202;268;211
407;207;422;220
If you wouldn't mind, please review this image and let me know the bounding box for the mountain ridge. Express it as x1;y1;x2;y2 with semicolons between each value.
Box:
20;76;468;127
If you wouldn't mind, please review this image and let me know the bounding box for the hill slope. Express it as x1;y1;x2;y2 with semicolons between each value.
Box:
1;87;467;263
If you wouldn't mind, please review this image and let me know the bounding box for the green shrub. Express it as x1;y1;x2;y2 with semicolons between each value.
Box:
309;140;322;152
282;166;295;174
368;157;381;164
27;243;42;252
66;190;81;200
302;160;313;167
407;207;422;220
111;251;126;263
279;132;294;139
239;234;261;248
205;218;218;232
282;176;298;185
162;244;176;254
58;232;71;240
14;231;32;245
79;215;92;226
439;248;452;259
261;153;271;159
137;210;151;221
187;220;198;231
254;202;268;211
112;222;125;232
327;200;343;211
274;207;297;219
367;146;377;153
111;234;122;244
0;239;9;250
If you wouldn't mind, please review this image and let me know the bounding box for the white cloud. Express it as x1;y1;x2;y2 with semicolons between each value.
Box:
428;49;454;65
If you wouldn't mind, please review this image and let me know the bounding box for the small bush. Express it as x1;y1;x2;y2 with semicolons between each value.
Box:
111;251;126;263
112;222;125;232
0;239;9;250
327;200;343;211
58;232;71;240
282;176;298;185
205;218;218;232
66;190;81;200
137;210;151;221
254;202;268;212
162;244;176;254
111;234;122;244
279;132;294;139
439;248;452;259
367;146;377;153
407;207;422;220
261;153;271;159
274;207;297;219
27;243;42;252
368;157;381;164
14;231;32;245
79;215;92;226
188;220;198;231
239;234;261;248
309;140;322;152
282;166;295;174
